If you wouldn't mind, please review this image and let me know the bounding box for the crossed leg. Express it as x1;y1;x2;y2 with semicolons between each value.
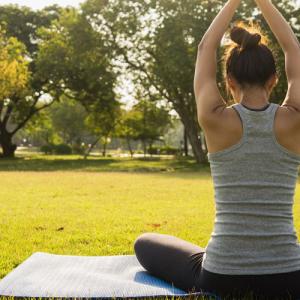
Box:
133;232;206;293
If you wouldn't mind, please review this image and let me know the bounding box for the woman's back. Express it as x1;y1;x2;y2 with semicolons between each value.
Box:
202;102;300;275
134;1;300;299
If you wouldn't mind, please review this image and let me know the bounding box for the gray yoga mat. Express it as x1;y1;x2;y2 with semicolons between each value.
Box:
0;252;220;299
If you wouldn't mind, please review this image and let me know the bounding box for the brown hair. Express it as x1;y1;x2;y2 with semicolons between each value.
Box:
223;22;277;96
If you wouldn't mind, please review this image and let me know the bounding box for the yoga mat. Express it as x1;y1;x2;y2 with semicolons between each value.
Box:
0;252;220;299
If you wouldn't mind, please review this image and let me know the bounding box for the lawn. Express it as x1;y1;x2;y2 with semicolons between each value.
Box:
0;154;214;280
0;154;300;300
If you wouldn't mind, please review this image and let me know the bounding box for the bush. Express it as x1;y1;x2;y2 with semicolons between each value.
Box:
72;144;85;155
40;144;54;154
160;145;179;155
147;145;179;155
147;145;160;155
53;144;72;155
40;143;72;155
136;150;144;154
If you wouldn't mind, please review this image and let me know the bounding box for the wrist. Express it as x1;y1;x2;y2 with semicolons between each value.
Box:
255;0;272;3
255;0;272;8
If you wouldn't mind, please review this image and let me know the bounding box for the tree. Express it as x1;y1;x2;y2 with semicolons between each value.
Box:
84;99;121;158
50;96;88;146
133;99;172;157
0;4;61;55
115;109;141;158
0;5;62;157
115;96;172;157
16;110;58;147
83;0;300;164
83;0;226;164
37;7;121;159
0;28;30;156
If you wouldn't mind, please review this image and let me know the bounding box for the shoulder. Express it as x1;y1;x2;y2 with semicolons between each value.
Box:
198;104;240;130
276;102;300;131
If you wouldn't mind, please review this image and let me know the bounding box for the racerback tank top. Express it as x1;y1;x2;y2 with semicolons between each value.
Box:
202;102;300;275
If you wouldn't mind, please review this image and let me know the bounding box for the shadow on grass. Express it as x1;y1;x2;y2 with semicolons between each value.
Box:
0;154;211;174
0;296;217;300
0;292;294;300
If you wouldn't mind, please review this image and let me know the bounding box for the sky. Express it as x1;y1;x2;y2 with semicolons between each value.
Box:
1;0;300;11
0;0;84;9
1;0;300;9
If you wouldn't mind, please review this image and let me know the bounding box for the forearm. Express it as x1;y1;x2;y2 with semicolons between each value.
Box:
199;0;241;50
255;0;300;53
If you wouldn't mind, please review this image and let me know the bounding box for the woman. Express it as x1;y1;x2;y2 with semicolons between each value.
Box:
134;0;300;298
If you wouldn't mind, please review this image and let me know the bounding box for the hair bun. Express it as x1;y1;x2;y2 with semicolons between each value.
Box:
230;26;261;49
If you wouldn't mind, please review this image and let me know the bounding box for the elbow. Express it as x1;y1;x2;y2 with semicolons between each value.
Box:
198;37;216;52
198;40;205;52
197;113;207;129
196;109;207;125
282;38;300;54
198;37;209;51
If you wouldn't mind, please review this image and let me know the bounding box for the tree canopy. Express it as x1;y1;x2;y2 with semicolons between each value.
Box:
0;0;299;161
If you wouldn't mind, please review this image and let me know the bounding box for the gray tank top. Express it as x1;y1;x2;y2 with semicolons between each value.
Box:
202;102;300;275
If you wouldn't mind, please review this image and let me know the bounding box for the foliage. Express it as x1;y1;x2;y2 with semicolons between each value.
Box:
82;0;300;163
17;109;61;146
36;7;119;116
82;0;224;163
0;4;61;55
53;143;72;155
0;6;62;157
115;98;172;157
0;0;299;160
36;7;121;158
50;97;89;145
160;145;179;155
40;144;54;155
148;145;180;155
0;28;29;99
133;98;172;147
40;143;72;155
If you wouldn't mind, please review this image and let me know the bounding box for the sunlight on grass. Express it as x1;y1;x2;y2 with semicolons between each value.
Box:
0;154;209;173
0;155;299;300
0;169;214;279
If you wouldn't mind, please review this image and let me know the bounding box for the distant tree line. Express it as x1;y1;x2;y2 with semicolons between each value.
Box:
0;0;299;162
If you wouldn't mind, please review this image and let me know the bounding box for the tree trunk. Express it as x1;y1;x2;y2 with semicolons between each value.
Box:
188;127;207;164
183;127;188;156
149;141;153;157
142;140;147;157
179;114;207;164
83;137;101;160
102;141;107;157
0;131;17;158
126;137;134;158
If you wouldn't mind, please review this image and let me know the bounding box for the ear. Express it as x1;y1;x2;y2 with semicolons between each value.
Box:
227;74;237;90
266;73;278;91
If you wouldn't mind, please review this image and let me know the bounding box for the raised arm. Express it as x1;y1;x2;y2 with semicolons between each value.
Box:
194;0;241;125
255;0;300;110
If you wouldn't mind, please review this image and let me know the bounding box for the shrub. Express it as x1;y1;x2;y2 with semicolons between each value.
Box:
136;150;144;154
40;144;54;154
72;144;85;155
160;145;179;155
147;145;160;155
53;144;72;155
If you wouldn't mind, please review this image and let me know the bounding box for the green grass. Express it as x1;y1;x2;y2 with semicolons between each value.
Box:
0;153;209;172
0;154;299;300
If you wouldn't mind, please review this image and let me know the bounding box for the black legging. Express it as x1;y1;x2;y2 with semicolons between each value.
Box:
134;232;300;300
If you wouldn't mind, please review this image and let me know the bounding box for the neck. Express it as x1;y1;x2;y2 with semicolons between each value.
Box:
236;86;270;109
